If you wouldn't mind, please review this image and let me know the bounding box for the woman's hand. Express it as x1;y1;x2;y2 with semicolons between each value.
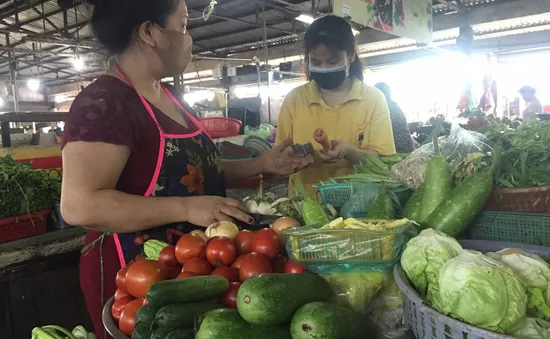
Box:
317;140;351;163
260;139;314;175
183;196;253;227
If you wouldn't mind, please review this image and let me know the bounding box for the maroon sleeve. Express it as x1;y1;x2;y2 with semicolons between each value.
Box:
62;77;136;152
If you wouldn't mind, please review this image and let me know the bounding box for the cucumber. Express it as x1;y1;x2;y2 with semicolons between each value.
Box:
150;328;173;339
418;138;453;222
151;299;223;333
403;185;425;222
147;276;229;307
237;273;333;326
131;326;147;339
366;184;395;219
196;309;291;339
143;239;170;260
165;328;195;339
290;301;376;339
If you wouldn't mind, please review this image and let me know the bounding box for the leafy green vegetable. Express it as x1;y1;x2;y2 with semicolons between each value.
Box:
436;250;527;334
488;249;550;321
0;155;61;219
400;229;463;297
512;318;550;339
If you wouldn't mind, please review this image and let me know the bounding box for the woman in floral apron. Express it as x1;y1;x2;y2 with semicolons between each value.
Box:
61;0;313;337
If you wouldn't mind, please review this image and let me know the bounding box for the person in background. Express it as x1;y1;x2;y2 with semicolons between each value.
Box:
61;0;312;336
375;82;414;153
519;85;542;121
276;15;396;198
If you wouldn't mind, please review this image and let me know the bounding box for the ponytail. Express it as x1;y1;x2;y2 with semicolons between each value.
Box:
349;55;364;81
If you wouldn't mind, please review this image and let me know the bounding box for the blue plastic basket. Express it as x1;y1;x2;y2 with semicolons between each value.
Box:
315;183;412;209
394;240;550;339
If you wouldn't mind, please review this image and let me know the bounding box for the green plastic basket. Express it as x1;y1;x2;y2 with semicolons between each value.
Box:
467;211;550;246
314;183;412;209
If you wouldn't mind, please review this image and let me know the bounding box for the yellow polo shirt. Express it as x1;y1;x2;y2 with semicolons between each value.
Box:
276;78;396;199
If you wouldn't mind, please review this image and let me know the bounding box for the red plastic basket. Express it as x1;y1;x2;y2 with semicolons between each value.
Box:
200;117;242;139
0;210;50;244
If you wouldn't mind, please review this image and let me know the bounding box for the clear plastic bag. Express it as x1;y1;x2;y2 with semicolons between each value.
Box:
285;220;417;264
391;123;493;189
367;274;408;339
244;123;274;139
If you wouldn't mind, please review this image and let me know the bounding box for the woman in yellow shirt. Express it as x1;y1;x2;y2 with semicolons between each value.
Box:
276;15;396;198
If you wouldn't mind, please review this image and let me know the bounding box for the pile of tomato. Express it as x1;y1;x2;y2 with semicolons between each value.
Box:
111;228;306;336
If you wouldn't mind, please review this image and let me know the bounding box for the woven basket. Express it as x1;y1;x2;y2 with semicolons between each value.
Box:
485;185;550;213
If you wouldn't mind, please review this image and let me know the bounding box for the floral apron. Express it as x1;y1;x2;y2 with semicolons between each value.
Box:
111;65;226;266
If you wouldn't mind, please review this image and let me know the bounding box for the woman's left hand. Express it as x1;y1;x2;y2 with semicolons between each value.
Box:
317;140;351;163
260;139;314;175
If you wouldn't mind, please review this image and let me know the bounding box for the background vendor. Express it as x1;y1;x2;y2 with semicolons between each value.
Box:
275;15;396;198
519;85;542;121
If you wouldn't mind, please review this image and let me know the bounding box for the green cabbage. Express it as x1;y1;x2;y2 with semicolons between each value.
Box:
437;250;528;334
488;248;550;321
400;229;463;297
512;318;550;339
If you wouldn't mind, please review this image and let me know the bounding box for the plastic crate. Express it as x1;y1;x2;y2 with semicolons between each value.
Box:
285;219;414;264
485;185;550;213
200;117;242;139
467;211;550;246
394;239;550;339
0;210;50;243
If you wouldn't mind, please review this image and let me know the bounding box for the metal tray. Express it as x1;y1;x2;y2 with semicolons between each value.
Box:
102;297;130;339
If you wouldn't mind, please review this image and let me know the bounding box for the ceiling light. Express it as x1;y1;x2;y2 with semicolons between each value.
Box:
27;79;40;92
72;57;85;71
0;97;4;107
296;14;315;24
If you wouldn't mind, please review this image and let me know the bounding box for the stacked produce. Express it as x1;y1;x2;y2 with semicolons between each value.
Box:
0;155;61;219
401;229;550;338
31;325;97;339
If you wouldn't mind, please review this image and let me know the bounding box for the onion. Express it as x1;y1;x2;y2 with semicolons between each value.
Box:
205;221;239;239
271;217;300;235
190;230;209;242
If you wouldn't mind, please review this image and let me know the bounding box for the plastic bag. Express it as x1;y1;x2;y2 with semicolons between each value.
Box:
367;274;408;339
391;123;493;189
340;183;402;219
244;123;274;139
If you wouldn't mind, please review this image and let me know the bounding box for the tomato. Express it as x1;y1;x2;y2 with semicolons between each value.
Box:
219;282;241;308
118;298;142;336
116;266;130;293
251;229;283;260
206;237;237;267
177;271;200;279
158;246;179;267
125;260;167;298
175;233;207;264
234;230;255;255
114;289;132;302
111;296;134;322
284;260;307;274
239;252;272;282
182;257;212;275
166;265;183;280
211;266;239;282
272;255;288;273
135;255;146;262
231;255;246;270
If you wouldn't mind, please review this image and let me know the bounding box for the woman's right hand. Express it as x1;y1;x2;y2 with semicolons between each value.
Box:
183;196;253;227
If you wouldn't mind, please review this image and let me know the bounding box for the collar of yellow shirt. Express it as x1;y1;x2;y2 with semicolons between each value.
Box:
304;78;365;106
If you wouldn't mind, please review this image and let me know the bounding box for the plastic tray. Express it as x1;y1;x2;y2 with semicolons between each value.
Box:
102;297;130;339
0;210;49;243
467;211;550;247
394;239;550;339
485;185;550;213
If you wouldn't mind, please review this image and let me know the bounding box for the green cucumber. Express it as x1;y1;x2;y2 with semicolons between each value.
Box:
131;326;147;339
366;184;395;219
403;185;425;222
290;301;377;339
147;276;229;307
144;239;170;260
196;309;291;339
133;303;159;338
165;328;195;339
418;138;453;222
151;299;223;333
237;273;333;326
150;328;173;339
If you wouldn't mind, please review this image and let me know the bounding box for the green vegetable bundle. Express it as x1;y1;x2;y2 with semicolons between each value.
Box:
0;155;61;219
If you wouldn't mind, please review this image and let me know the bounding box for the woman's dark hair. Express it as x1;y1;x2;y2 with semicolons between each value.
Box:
86;0;180;55
375;82;392;100
303;15;364;81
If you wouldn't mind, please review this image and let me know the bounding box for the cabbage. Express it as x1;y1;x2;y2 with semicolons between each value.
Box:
437;250;527;333
400;229;463;297
488;248;550;320
512;318;550;339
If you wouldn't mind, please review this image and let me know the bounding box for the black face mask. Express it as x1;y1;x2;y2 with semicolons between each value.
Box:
309;64;348;90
